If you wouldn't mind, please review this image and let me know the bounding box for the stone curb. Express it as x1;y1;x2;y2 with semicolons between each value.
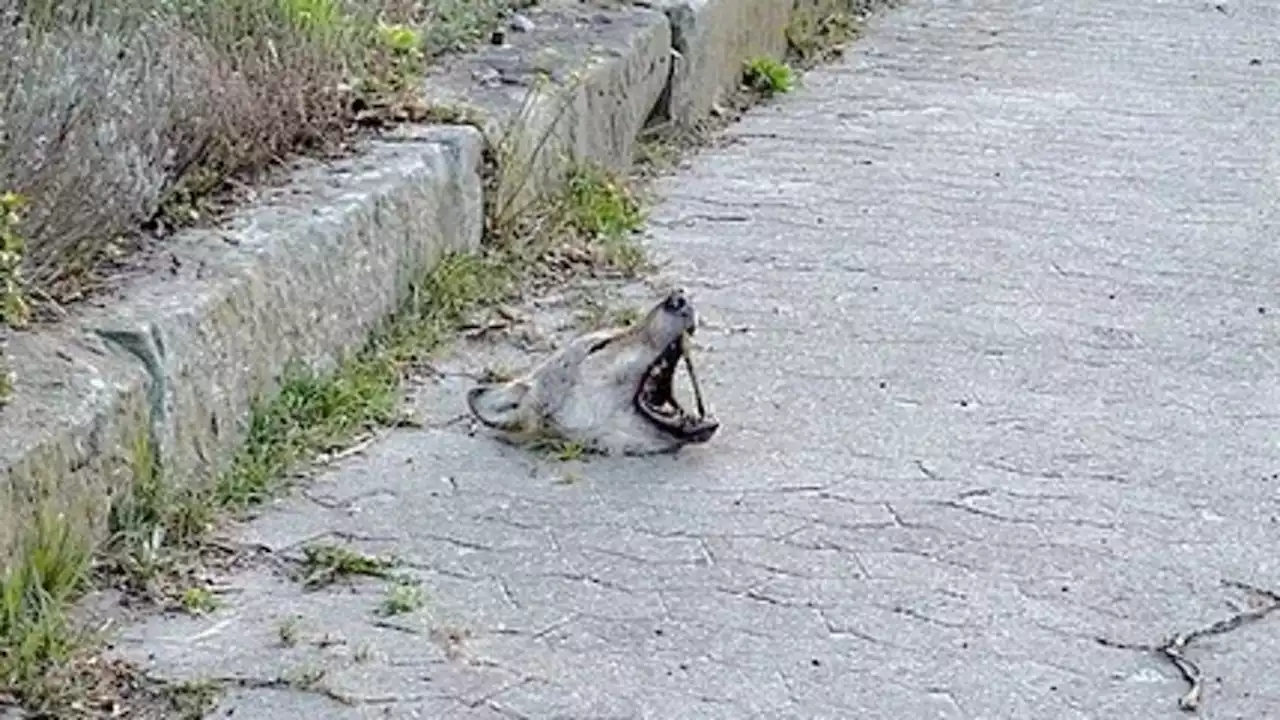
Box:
0;0;886;564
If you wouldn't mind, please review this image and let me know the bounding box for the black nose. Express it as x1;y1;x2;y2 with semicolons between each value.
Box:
664;292;688;313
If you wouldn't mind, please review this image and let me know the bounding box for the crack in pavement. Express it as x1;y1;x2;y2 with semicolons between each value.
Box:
1095;579;1280;713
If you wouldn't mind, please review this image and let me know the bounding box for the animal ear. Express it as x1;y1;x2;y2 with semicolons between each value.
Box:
466;381;530;431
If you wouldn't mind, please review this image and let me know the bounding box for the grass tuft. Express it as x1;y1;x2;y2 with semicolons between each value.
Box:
0;511;91;711
215;358;402;510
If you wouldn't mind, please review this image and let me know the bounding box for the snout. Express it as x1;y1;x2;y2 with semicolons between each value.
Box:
661;289;697;332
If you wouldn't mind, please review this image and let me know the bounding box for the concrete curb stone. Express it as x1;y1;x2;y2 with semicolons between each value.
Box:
416;1;673;217
0;0;891;565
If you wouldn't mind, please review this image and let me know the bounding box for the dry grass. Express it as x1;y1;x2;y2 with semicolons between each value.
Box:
0;0;529;315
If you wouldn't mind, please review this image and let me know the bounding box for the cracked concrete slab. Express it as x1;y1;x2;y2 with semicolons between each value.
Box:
109;0;1279;717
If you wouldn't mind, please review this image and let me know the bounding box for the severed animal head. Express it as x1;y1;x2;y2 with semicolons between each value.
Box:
466;289;719;456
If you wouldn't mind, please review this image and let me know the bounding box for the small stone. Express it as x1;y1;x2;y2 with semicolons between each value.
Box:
509;13;535;33
473;67;502;87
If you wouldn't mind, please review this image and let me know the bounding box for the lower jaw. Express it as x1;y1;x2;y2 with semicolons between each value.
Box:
635;405;719;444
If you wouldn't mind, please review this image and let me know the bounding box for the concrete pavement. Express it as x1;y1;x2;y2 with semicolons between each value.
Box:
116;1;1280;717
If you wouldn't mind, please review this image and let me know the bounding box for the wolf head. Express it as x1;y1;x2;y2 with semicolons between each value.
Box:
466;289;719;456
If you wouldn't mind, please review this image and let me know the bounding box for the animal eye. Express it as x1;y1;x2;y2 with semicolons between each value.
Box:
588;337;614;353
664;293;686;312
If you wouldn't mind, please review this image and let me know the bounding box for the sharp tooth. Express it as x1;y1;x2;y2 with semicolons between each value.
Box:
679;332;707;419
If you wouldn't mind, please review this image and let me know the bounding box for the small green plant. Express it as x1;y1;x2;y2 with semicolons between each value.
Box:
555;441;586;462
298;544;396;589
369;21;427;93
564;168;645;239
179;587;219;615
562;167;648;275
378;579;425;616
379;22;423;56
743;56;796;97
0;191;30;329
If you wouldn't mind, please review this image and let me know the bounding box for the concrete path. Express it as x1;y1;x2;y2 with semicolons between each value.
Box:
118;1;1280;717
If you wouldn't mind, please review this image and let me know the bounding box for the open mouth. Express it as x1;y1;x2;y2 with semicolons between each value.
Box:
634;333;719;443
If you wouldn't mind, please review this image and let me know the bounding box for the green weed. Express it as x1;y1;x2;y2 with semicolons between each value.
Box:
561;166;648;275
743;56;796;97
378;579;425;617
298;544;396;589
179;586;219;616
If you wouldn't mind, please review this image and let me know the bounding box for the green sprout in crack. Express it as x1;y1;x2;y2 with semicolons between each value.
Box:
298;544;396;589
179;587;220;616
743;56;796;97
554;441;586;462
378;579;426;617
